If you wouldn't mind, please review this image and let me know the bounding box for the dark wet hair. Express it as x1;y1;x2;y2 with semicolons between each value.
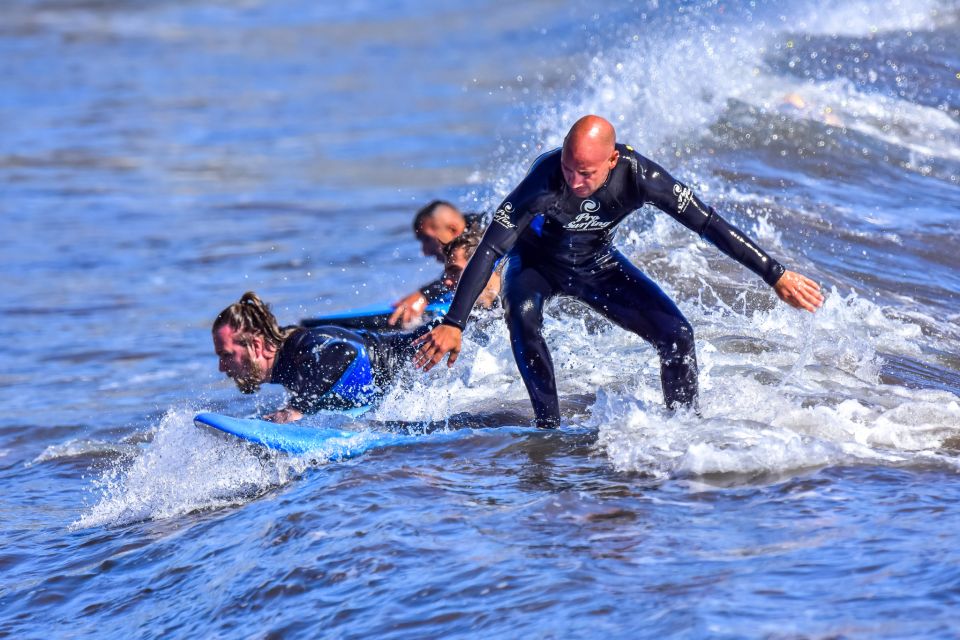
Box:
443;228;483;262
413;200;456;237
212;291;297;350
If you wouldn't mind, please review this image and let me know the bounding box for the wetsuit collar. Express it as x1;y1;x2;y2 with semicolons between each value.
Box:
268;332;298;385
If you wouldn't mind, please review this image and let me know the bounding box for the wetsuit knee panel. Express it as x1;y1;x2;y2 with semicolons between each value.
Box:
654;318;696;360
504;294;548;340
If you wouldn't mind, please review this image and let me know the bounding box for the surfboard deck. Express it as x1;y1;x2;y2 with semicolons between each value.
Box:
195;411;378;457
194;412;571;460
301;300;450;331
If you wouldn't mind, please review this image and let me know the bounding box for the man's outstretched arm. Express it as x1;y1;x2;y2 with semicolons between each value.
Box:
389;278;451;326
389;289;429;327
637;155;823;312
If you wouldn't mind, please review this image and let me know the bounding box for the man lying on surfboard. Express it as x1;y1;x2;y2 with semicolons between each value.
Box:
213;292;432;423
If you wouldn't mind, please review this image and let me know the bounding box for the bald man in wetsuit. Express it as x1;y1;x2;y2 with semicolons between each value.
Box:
414;115;823;427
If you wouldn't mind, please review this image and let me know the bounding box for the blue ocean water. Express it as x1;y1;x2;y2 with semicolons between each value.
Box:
2;0;959;637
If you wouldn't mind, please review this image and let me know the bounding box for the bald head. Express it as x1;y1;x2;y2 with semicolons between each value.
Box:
560;115;619;198
565;115;616;154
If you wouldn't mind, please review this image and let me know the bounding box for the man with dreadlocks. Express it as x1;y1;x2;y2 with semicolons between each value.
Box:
213;292;430;423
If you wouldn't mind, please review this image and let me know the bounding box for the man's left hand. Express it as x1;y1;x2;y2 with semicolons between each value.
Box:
263;407;303;423
412;324;463;371
774;270;824;312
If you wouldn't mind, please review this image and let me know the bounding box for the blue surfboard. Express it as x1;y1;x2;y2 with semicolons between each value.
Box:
194;412;567;460
196;411;389;458
301;300;450;330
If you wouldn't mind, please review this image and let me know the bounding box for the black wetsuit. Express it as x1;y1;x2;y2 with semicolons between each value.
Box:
271;325;427;413
442;144;785;427
418;213;486;302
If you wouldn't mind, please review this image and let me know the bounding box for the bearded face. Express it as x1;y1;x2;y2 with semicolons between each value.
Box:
214;325;269;393
232;351;265;394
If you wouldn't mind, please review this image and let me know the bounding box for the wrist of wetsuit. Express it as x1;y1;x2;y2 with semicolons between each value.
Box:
440;316;466;331
765;262;786;287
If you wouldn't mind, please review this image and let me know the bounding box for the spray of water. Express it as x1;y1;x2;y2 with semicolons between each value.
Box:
77;0;960;524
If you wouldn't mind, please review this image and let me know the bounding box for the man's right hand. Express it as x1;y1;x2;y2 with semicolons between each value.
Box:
389;291;428;326
773;270;824;313
412;324;463;371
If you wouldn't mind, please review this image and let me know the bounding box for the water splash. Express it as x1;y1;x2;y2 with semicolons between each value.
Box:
75;408;295;528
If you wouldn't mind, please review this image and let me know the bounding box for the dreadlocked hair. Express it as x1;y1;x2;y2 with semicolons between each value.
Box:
212;291;297;349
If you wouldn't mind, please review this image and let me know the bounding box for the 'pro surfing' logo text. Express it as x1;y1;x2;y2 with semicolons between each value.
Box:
564;199;612;231
494;202;516;228
673;184;693;213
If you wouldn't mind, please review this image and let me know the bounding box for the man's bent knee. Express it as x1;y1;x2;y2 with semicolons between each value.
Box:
656;319;696;362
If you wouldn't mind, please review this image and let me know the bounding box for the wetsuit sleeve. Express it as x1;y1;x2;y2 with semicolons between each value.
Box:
417;214;487;303
441;200;535;330
636;156;785;286
285;339;358;413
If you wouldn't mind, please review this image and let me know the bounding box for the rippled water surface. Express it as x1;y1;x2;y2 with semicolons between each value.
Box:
3;0;959;637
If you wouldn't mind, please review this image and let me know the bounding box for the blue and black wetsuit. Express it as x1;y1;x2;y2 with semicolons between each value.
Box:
441;144;785;427
271;325;428;413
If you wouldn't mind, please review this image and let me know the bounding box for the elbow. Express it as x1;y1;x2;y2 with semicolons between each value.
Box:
697;208;716;238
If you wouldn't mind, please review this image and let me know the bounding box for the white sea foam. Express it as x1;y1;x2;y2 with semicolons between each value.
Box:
587;286;960;479
75;408;297;528
794;0;949;36
374;321;530;423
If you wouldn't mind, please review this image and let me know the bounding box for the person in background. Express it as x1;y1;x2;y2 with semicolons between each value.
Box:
441;229;501;309
389;200;484;327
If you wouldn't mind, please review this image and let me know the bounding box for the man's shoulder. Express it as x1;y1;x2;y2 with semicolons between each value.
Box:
618;143;671;188
616;143;645;175
526;147;561;177
271;328;308;384
513;147;560;200
276;327;305;356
